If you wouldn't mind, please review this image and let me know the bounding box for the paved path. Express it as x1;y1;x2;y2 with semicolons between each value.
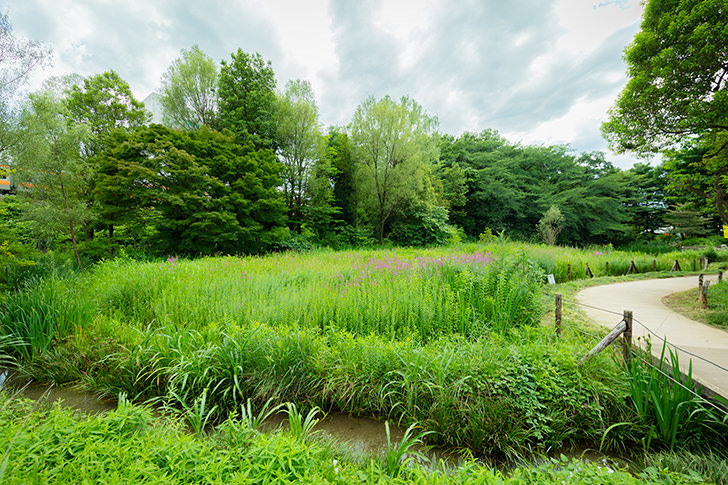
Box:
576;275;728;399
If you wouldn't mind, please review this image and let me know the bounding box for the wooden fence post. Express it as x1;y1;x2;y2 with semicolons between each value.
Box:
700;281;709;309
671;259;681;272
719;270;723;283
579;319;628;365
699;273;704;289
693;258;697;271
605;261;609;276
555;294;562;336
585;263;593;278
626;260;638;275
567;264;571;280
653;259;657;272
623;310;633;366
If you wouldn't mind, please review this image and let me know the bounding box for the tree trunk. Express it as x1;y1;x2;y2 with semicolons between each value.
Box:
60;180;83;270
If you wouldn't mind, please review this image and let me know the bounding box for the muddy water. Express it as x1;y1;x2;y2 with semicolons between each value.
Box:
0;374;623;471
0;374;450;463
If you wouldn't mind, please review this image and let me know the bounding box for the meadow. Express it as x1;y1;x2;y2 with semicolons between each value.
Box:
0;242;723;465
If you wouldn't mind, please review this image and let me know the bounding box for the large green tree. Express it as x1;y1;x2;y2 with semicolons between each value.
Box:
603;0;728;225
96;125;287;255
438;132;634;243
160;45;218;130
275;79;323;230
603;0;728;155
66;70;149;157
218;50;277;150
11;92;91;268
349;95;439;244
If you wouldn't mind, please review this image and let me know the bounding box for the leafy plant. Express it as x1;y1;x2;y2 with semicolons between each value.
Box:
285;402;322;442
382;420;433;477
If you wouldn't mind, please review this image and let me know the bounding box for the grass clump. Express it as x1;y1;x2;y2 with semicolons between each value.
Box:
0;392;709;484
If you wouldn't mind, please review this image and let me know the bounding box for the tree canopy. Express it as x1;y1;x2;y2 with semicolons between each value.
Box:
602;0;728;155
95;125;287;255
160;45;218;130
218;50;277;151
349;95;439;244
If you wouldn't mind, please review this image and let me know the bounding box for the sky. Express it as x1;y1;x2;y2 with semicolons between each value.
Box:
2;0;646;168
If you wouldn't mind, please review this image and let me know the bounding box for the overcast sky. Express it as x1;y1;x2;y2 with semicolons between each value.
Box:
3;0;645;168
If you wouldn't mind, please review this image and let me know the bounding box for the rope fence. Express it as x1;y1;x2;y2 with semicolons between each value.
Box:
552;286;728;418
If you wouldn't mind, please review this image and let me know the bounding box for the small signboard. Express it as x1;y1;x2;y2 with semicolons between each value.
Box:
724;225;728;239
547;274;556;285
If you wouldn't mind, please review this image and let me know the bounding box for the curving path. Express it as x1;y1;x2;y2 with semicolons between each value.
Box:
576;275;728;399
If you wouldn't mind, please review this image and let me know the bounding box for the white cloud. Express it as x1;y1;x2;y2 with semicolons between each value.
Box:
2;0;648;168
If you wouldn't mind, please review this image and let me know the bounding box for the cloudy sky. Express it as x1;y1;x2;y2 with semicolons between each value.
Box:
3;0;645;167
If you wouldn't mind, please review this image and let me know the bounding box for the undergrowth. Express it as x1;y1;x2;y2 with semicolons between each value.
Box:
0;393;709;484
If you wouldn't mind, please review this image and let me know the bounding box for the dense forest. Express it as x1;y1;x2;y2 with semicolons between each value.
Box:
0;16;724;274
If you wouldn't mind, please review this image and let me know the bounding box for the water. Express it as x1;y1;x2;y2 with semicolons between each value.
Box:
0;377;625;472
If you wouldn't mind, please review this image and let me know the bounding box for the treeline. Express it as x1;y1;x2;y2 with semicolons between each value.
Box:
0;40;717;267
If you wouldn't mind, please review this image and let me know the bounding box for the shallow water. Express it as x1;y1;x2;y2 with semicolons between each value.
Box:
0;375;625;471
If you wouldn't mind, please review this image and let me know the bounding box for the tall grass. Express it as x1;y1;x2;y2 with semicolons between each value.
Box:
0;393;705;483
3;243;712;458
624;340;722;452
0;278;93;360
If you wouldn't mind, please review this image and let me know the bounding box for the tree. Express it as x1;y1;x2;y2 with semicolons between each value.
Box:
275;79;323;230
160;45;218;130
0;13;51;165
537;205;564;245
95;125;287;255
663;139;728;225
11;92;91;268
66;70;149;157
602;0;728;156
218;50;277;150
622;162;669;236
62;71;149;241
325;129;357;228
349;95;439;244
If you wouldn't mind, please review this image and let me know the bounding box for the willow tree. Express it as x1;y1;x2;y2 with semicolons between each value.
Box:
275;79;322;231
349;95;438;244
12;92;91;268
159;45;218;130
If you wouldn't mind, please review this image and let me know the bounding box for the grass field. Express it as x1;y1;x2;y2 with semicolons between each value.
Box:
1;242;726;471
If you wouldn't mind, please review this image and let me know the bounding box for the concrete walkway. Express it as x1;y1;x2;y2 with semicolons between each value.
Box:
576;275;728;399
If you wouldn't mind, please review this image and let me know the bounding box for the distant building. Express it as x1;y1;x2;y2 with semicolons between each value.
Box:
143;92;164;125
0;165;12;194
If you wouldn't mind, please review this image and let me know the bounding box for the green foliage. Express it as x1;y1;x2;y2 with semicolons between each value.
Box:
602;0;728;155
0;278;93;360
349;95;440;244
12;91;92;268
623;340;723;452
95;125;287;255
537;205;564;245
0;14;51;165
218;49;277;150
438;132;635;244
1;393;701;484
389;203;455;247
325;129;358;228
705;281;728;328
160;45;218;130
382;421;433;478
285;402;322;442
276;79;324;231
65;70;149;157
